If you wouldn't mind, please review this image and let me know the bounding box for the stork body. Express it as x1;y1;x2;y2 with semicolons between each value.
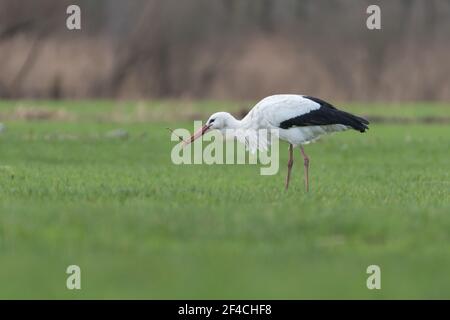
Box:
185;94;369;191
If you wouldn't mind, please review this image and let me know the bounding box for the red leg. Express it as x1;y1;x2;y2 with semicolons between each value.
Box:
285;144;294;190
300;146;310;192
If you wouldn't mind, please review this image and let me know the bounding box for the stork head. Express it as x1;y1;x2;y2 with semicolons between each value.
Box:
205;112;234;131
183;112;236;146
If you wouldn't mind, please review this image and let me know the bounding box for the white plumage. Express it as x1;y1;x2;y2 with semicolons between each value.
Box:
240;94;349;146
184;94;369;191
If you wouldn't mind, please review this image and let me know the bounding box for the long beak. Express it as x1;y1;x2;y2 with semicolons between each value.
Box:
182;124;211;146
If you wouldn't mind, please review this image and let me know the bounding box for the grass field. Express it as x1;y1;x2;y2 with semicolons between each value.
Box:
0;100;449;299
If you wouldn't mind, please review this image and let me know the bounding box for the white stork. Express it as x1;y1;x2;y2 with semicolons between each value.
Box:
183;94;369;191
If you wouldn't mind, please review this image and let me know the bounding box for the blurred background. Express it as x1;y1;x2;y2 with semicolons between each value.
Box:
1;0;449;102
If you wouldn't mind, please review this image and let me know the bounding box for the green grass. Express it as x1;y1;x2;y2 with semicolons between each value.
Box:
1;99;449;123
0;101;449;299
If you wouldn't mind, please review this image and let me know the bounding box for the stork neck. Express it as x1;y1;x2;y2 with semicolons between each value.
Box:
226;115;244;129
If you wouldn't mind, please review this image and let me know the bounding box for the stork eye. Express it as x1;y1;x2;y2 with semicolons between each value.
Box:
209;118;215;124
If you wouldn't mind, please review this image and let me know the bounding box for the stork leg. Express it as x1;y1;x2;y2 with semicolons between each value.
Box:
285;144;294;191
300;146;310;192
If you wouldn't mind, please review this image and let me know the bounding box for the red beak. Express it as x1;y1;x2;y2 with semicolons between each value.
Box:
182;124;211;146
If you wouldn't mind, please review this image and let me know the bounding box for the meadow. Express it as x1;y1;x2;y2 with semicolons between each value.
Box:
0;100;449;299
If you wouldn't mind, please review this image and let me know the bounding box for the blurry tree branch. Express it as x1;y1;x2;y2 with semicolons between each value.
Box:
1;0;450;101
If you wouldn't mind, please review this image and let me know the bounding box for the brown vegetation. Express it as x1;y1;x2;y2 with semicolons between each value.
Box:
0;0;449;101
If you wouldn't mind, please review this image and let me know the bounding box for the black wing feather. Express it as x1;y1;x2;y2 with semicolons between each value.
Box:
279;96;369;132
